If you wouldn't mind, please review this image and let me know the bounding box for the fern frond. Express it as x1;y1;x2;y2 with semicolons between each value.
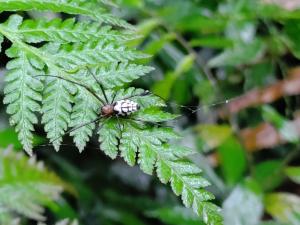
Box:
91;62;154;89
3;45;44;156
43;41;149;70
69;86;98;152
98;118;121;159
0;147;65;223
0;0;132;28
16;18;136;43
99;121;223;224
41;73;76;151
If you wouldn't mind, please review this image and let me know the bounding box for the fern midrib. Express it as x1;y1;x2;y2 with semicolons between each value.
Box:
15;28;126;41
154;148;210;204
132;127;210;205
51;79;64;143
19;51;30;149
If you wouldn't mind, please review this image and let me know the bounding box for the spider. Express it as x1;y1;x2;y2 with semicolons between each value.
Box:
35;68;233;147
36;67;155;143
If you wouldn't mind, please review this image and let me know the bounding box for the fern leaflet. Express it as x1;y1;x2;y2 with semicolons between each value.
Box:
3;45;44;155
0;0;132;28
15;18;137;43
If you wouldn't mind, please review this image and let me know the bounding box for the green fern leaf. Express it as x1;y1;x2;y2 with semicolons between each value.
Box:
119;122;140;166
0;147;66;223
69;86;98;152
41;73;76;151
98;118;121;159
3;45;44;155
44;41;149;70
112;123;223;224
17;18;136;43
0;0;132;28
138;143;157;174
91;62;154;89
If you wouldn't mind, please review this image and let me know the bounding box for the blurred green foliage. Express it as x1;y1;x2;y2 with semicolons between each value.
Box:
0;0;300;224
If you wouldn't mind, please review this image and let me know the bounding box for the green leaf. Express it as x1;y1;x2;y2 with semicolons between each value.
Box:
98;118;121;159
138;143;156;174
265;193;300;225
284;20;300;59
253;160;284;191
41;73;75;151
176;15;226;33
70;86;98;152
3;45;44;155
156;160;172;184
0;0;132;28
92;62;154;89
208;39;266;67
218;136;247;186
42;41;149;71
17;18;136;43
143;33;176;56
285;167;300;184
119;122;139;166
111;123;222;224
152;54;195;100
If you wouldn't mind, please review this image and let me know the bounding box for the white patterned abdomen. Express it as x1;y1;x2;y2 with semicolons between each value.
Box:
113;100;139;116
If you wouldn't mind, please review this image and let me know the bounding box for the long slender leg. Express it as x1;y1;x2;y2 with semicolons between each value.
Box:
51;116;103;144
111;91;117;104
125;117;170;128
34;74;106;105
122;90;151;101
86;67;109;104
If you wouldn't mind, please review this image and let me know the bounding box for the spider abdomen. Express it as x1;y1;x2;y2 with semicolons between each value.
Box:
113;100;140;116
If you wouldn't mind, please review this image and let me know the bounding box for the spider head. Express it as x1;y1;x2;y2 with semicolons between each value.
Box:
101;104;114;117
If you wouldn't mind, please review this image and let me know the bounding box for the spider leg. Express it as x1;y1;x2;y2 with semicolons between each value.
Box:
33;74;106;105
50;116;104;144
111;91;117;104
86;67;109;104
126;117;172;128
122;90;151;101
